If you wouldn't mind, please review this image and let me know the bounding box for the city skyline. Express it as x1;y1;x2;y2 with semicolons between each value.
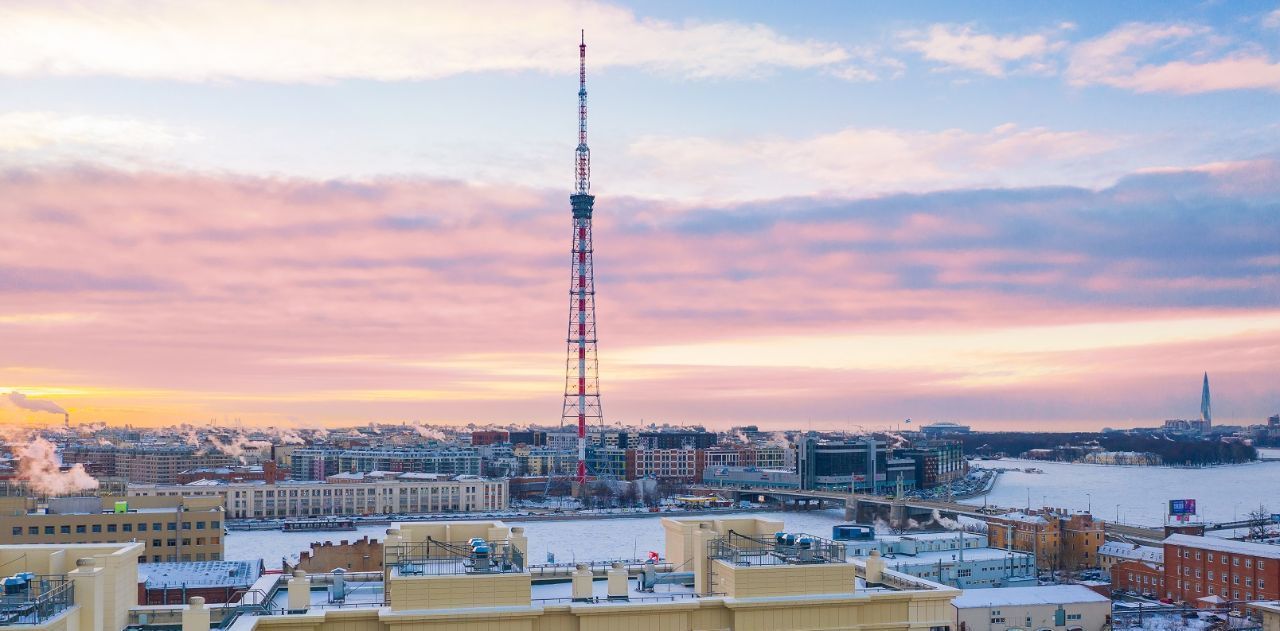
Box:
1;1;1278;429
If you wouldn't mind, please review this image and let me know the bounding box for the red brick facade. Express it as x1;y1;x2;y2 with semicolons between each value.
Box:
1163;535;1280;605
1113;559;1165;597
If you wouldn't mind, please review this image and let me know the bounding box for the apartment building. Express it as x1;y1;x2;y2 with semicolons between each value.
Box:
630;447;705;482
61;445;237;484
128;473;507;519
290;447;481;481
0;495;224;563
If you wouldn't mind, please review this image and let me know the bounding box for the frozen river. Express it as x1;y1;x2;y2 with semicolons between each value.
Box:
227;509;853;568
227;459;1280;567
962;458;1280;526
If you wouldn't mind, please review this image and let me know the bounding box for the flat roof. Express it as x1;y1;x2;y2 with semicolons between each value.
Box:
139;560;261;588
881;547;1033;565
1165;534;1280;560
1099;542;1164;563
952;585;1110;608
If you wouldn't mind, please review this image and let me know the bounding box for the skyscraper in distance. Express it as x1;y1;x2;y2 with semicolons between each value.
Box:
1200;372;1211;429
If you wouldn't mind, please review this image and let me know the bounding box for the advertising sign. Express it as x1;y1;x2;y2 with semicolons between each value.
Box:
1169;499;1197;516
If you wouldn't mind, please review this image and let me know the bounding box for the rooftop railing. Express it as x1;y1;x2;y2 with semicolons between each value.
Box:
707;531;847;566
0;575;74;626
386;538;524;576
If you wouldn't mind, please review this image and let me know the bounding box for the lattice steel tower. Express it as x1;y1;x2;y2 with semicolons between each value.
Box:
562;30;600;489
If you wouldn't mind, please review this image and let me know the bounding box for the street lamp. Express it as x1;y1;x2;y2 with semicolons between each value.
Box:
1086;493;1092;514
1116;504;1121;523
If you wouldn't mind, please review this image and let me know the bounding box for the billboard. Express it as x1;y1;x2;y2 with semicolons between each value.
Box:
1169;499;1197;516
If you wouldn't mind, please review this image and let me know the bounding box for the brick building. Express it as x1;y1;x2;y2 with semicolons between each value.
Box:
470;430;509;446
176;461;284;484
986;508;1105;571
1163;534;1280;605
1113;559;1165;597
284;536;383;573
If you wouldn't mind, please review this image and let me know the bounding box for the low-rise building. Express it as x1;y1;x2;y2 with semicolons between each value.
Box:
1112;558;1165;597
952;584;1112;631
1163;533;1280;604
127;473;507;519
702;466;801;489
1098;541;1163;575
137;559;264;604
845;531;1036;589
0;495;224;563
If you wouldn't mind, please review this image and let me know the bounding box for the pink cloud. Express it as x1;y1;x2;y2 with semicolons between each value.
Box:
1068;22;1280;94
0;166;1276;429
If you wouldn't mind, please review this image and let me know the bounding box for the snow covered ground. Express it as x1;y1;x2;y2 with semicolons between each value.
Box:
227;508;854;568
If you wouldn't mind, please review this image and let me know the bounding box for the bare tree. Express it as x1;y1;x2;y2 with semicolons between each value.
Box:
1247;504;1271;540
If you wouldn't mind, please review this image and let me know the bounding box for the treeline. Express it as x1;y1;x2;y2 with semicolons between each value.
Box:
1098;435;1255;466
959;432;1256;466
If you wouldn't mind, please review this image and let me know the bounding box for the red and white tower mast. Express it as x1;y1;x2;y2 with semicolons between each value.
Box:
562;30;601;490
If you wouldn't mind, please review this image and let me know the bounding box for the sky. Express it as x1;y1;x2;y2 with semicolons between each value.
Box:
0;0;1278;431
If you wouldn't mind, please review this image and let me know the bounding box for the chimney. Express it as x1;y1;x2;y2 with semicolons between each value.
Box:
607;562;628;600
571;564;593;602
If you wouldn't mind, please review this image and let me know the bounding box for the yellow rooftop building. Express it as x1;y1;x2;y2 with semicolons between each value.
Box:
0;516;959;631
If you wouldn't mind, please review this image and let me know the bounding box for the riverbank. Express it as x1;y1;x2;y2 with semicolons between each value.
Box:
227;505;784;532
963;457;1280;525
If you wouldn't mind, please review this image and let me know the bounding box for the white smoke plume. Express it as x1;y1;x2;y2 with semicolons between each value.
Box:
925;509;962;530
207;434;273;462
410;424;447;441
17;437;99;495
6;391;66;415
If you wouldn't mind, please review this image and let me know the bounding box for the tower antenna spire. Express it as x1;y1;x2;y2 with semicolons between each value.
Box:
564;31;601;494
576;30;590;195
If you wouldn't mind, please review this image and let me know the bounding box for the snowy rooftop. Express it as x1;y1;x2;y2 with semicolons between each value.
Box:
1100;542;1164;563
139;560;262;589
952;585;1109;608
996;512;1050;525
879;531;985;543
883;547;1032;565
1165;534;1280;560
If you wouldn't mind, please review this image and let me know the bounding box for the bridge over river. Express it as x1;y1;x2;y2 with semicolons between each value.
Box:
692;485;1277;541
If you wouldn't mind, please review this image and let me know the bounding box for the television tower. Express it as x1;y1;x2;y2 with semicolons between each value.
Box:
562;30;601;491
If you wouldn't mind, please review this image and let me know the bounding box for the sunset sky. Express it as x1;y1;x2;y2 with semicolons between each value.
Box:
0;1;1278;430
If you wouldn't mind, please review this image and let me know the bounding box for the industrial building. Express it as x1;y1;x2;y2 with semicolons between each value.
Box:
0;495;224;563
701;466;801;489
843;530;1037;589
951;584;1112;631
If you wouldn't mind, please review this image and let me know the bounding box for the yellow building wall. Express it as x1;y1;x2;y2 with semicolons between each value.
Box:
661;517;784;569
246;588;956;631
713;560;858;598
387;573;531;611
